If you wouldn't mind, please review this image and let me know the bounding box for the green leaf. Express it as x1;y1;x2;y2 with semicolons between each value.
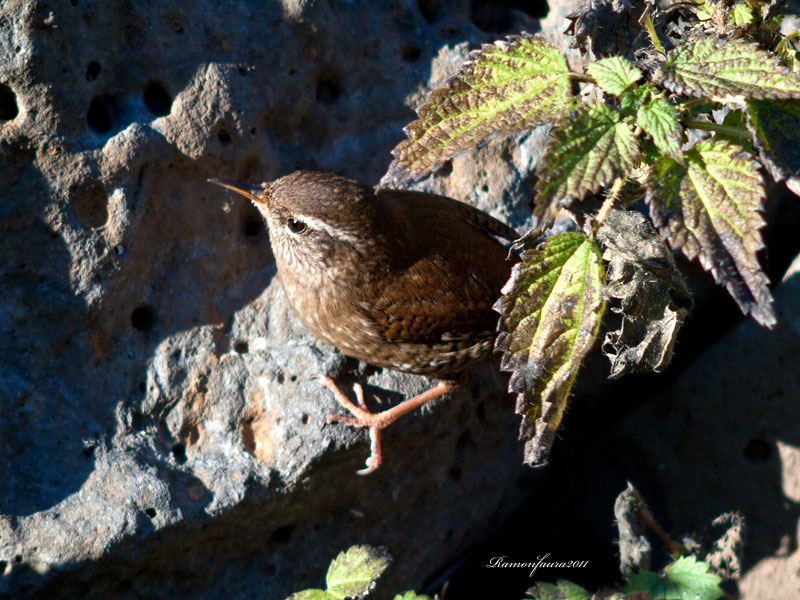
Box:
731;3;754;26
775;31;800;73
325;545;390;599
694;0;714;20
636;96;683;161
534;103;640;222
393;593;431;600
494;232;606;466
646;140;775;327
624;556;724;600
746;99;800;191
287;591;332;600
655;36;800;101
525;579;591;600
381;34;570;187
586;56;643;97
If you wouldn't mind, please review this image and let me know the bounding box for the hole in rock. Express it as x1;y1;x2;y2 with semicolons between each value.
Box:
85;61;101;81
271;524;295;544
0;84;19;121
131;305;155;332
437;160;453;178
315;69;341;104
87;94;116;134
234;340;248;354
218;129;232;146
72;186;108;228
743;437;772;462
145;507;157;519
399;44;421;62
416;0;442;23
172;443;187;463
470;0;549;32
143;81;172;116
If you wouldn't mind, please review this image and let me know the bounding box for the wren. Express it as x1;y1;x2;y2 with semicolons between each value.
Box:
210;171;517;473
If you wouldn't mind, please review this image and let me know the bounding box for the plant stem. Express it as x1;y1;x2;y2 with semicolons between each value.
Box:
684;119;750;139
678;98;715;111
594;177;625;231
638;506;687;558
643;11;665;54
569;72;595;84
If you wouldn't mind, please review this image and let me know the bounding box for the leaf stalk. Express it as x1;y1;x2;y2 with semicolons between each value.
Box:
594;177;625;231
643;11;666;55
684;119;750;139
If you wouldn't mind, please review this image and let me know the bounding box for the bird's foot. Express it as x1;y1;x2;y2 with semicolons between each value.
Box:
314;376;453;475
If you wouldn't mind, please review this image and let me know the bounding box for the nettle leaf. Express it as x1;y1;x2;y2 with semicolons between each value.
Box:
325;546;390;599
288;591;330;600
534;103;640;222
597;209;693;379
747;99;800;194
624;556;724;600
655;36;800;101
646;140;775;327
494;232;606;466
775;31;800;73
731;3;754;26
380;33;570;187
586;55;643;96
525;579;591;600
637;96;683;161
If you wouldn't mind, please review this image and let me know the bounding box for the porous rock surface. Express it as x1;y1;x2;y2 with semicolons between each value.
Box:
0;1;560;598
4;0;800;599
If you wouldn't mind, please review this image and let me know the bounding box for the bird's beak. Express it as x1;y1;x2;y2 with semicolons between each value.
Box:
208;178;267;205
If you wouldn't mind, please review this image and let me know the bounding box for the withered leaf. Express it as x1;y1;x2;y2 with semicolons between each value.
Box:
595;208;693;378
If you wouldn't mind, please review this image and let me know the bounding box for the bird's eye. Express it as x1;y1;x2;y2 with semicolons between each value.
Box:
287;218;307;234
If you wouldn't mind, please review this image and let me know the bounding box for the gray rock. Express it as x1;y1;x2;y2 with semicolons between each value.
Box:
616;253;800;599
0;1;562;598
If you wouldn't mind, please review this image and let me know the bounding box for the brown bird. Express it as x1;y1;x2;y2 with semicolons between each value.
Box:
210;171;517;473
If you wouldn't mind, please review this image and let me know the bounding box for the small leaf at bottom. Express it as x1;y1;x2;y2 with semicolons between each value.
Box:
525;579;591;600
624;556;723;600
325;545;390;599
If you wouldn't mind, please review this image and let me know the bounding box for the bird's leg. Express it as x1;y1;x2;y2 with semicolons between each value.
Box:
316;376;455;475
